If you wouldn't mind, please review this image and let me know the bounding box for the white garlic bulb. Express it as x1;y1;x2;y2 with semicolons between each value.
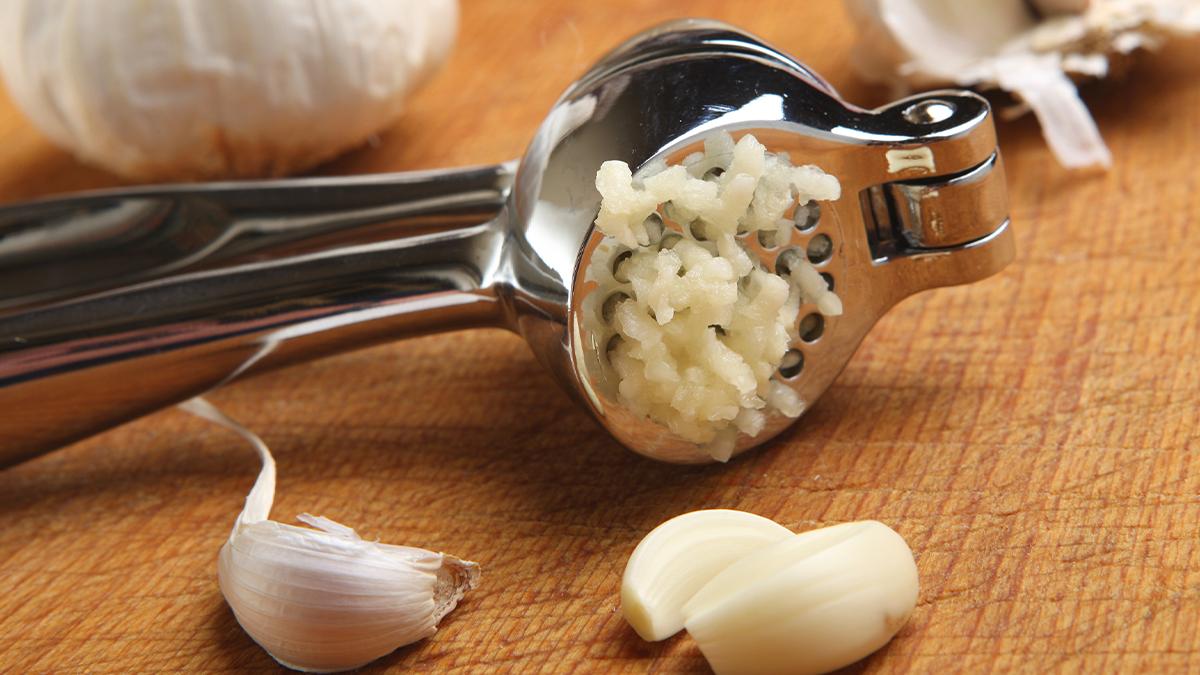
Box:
846;0;1200;169
183;399;478;673
622;511;918;675
0;0;458;181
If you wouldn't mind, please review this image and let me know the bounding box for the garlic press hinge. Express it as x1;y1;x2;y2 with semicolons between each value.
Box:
860;151;1008;263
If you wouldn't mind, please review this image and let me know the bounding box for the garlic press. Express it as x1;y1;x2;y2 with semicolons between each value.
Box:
0;20;1012;465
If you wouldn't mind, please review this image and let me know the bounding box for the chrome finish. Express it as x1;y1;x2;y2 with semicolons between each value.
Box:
0;19;1014;466
886;152;1009;249
0;163;514;312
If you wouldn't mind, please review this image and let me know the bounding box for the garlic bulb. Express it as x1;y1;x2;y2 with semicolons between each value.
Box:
621;511;918;675
846;0;1200;169
0;0;458;180
183;398;478;673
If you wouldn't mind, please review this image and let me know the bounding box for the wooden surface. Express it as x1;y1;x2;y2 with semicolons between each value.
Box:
2;2;1199;672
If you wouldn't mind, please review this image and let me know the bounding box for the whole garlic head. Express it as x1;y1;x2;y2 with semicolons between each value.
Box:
846;0;1200;169
0;0;458;180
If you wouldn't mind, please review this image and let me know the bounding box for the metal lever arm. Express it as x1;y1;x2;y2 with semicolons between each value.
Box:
0;162;515;312
0;164;515;465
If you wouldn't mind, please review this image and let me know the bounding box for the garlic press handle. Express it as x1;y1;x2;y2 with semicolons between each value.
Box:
0;163;515;312
0;164;516;466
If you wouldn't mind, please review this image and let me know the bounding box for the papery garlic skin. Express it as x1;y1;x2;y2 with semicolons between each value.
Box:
846;0;1200;169
219;515;478;673
621;510;794;641
0;0;457;180
682;521;918;675
181;398;478;673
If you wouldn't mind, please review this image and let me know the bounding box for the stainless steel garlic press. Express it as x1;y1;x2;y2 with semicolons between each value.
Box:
0;20;1012;465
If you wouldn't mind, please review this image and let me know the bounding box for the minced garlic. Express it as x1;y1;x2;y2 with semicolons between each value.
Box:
593;133;842;461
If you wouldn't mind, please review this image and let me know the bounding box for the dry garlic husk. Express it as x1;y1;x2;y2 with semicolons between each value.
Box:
183;399;478;673
0;0;457;180
621;511;918;675
621;510;793;641
846;0;1200;168
594;132;842;460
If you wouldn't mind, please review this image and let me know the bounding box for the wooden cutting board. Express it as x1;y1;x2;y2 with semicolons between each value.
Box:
2;2;1199;672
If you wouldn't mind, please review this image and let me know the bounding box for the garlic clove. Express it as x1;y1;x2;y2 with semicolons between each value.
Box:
620;509;793;641
219;516;478;673
846;0;1200;169
681;521;918;675
182;398;478;673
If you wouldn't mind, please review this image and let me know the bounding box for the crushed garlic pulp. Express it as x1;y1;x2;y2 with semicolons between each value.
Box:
592;132;843;461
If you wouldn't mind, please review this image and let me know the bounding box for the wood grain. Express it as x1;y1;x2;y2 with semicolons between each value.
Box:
2;2;1199;672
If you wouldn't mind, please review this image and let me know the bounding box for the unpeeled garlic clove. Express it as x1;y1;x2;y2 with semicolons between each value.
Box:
219;515;478;673
620;510;794;641
183;398;478;673
682;521;918;675
845;0;1200;169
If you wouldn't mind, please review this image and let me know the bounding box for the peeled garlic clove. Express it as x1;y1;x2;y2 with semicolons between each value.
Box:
682;521;918;675
621;510;793;641
219;515;478;673
182;398;478;673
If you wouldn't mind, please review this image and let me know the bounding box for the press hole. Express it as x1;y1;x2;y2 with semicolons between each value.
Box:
612;250;633;283
775;248;802;277
690;220;710;241
779;349;804;379
793;200;820;231
798;313;824;342
660;232;682;250
606;334;623;362
757;229;778;249
663;202;689;225
821;273;835;292
703;167;725;181
602;292;629;324
807;234;833;264
643;212;664;244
